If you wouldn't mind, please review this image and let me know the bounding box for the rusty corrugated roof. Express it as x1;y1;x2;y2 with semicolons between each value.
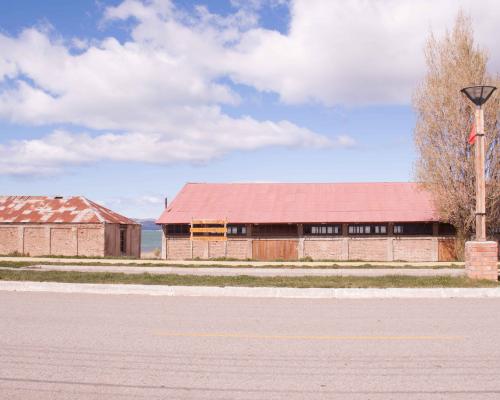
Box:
156;182;439;224
0;196;139;224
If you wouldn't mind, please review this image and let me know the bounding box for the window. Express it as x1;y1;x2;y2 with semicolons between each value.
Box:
393;223;433;236
438;223;456;236
348;224;387;235
119;227;127;254
252;224;298;237
304;225;341;236
227;225;247;236
166;224;190;235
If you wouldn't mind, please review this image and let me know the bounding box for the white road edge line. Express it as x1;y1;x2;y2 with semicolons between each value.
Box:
1;281;500;298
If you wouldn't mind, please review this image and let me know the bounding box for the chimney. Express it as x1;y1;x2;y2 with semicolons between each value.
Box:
164;197;168;209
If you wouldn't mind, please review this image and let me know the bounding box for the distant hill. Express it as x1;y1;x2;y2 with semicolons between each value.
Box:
134;218;160;230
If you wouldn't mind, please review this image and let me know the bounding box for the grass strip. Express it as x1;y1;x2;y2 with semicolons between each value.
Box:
0;261;37;268
0;270;496;288
0;261;464;270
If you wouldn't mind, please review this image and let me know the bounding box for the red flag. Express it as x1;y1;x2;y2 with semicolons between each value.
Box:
468;122;477;145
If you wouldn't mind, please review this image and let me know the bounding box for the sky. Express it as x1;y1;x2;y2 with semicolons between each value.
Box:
0;0;499;218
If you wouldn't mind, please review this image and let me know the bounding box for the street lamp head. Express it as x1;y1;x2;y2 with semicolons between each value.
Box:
461;85;497;107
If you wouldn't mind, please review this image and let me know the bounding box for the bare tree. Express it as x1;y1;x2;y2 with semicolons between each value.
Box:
413;12;500;256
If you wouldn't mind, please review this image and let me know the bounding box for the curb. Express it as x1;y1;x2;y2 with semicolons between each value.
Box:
1;281;500;299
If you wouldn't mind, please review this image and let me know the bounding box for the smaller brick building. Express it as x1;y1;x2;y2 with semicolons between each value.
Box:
0;196;141;257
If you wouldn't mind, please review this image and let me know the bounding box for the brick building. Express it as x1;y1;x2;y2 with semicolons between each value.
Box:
0;196;141;257
157;182;463;262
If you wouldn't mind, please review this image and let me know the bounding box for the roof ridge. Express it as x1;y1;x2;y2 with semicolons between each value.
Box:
80;197;106;223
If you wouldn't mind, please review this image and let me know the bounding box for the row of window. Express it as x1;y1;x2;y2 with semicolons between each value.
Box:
306;225;340;235
307;223;434;236
348;225;387;235
166;223;457;236
166;224;248;236
227;225;247;235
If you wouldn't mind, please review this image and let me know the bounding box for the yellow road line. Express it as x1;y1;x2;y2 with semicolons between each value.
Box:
153;332;463;341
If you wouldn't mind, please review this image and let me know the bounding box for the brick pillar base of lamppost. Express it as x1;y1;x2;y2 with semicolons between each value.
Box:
465;241;499;281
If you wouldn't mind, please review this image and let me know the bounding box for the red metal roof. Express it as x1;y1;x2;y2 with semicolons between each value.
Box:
156;182;439;224
0;196;139;224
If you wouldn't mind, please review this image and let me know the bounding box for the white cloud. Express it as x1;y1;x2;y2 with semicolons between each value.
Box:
2;0;498;175
225;0;500;105
335;135;357;148
100;0;500;107
0;5;336;175
0;124;334;175
0;0;353;175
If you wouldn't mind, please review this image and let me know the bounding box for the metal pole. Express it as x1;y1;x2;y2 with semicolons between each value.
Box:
475;106;486;241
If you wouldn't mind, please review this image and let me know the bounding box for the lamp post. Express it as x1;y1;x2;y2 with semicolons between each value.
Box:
460;85;498;280
460;85;497;240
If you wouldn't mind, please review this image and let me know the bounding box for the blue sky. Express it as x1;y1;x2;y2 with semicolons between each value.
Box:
0;0;497;218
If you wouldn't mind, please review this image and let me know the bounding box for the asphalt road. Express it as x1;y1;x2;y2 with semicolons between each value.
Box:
1;293;500;399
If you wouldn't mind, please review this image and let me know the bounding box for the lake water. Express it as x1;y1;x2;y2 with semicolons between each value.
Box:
141;230;162;253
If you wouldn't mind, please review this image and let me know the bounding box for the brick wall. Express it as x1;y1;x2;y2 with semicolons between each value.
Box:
0;224;104;257
465;241;498;280
77;227;104;257
164;238;251;260
162;236;448;261
166;238;191;260
0;227;20;254
227;239;250;259
393;238;437;262
51;228;77;256
303;239;346;260
192;240;209;259
24;227;51;256
208;241;226;258
348;238;388;261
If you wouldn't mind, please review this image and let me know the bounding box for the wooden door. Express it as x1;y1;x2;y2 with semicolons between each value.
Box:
252;240;298;261
438;239;457;261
